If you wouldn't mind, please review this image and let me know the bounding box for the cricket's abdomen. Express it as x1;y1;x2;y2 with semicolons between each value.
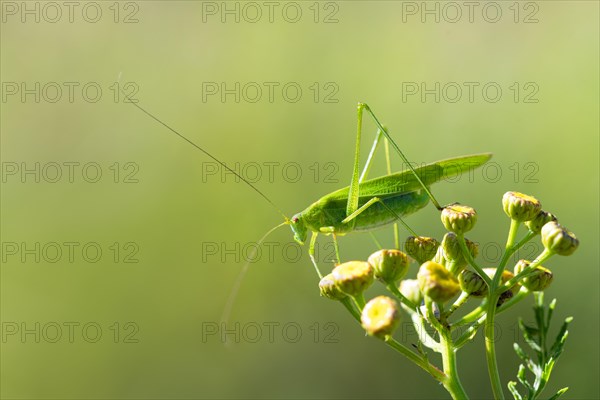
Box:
301;190;430;235
351;190;430;231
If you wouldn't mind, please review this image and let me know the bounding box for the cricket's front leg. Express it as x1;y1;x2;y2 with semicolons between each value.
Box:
319;226;341;264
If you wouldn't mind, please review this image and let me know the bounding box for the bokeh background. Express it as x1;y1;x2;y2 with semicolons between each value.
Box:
1;1;598;399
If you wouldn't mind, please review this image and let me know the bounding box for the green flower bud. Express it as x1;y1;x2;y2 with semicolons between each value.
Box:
513;260;553;292
525;210;557;234
405;236;440;264
417;261;460;303
441;204;477;234
458;269;488;297
441;232;462;261
502;191;541;222
368;249;409;285
399;279;423;306
332;261;374;297
541;221;579;256
484;268;519;306
319;273;347;301
441;232;479;275
361;295;401;338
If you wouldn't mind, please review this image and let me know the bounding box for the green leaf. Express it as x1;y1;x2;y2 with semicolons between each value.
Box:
541;358;556;382
513;343;530;362
549;317;572;359
508;381;523;400
519;319;542;354
517;364;533;392
547;387;569;400
510;297;571;400
547;298;557;326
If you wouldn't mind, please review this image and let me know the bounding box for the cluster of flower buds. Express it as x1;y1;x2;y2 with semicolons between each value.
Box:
317;190;579;341
318;250;412;339
501;191;579;291
502;191;579;254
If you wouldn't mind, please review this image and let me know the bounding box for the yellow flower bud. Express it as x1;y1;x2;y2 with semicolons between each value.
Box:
502;191;541;222
441;204;477;234
319;273;347;301
332;261;374;297
417;261;460;303
368;249;409;285
361;296;401;338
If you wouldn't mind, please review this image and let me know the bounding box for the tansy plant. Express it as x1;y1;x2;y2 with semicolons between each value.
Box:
319;191;579;399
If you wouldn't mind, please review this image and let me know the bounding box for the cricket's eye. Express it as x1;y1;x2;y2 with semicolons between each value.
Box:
292;217;299;223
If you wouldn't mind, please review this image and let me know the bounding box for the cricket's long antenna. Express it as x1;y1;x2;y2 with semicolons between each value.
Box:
121;90;288;220
219;222;288;329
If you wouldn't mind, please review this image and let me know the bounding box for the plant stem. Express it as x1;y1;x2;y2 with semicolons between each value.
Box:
457;234;491;287
384;336;446;382
452;299;487;328
340;297;361;322
484;293;504;400
454;289;530;348
446;292;469;319
440;331;469;399
484;218;524;400
353;293;366;310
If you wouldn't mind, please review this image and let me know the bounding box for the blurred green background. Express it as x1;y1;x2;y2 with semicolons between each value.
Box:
1;1;598;399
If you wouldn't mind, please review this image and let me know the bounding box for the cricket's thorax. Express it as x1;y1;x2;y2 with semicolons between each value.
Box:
299;189;430;235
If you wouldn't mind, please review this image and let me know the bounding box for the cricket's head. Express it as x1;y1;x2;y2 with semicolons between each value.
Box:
289;213;308;245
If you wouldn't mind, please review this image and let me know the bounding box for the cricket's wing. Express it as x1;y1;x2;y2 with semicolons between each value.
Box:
324;153;492;201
